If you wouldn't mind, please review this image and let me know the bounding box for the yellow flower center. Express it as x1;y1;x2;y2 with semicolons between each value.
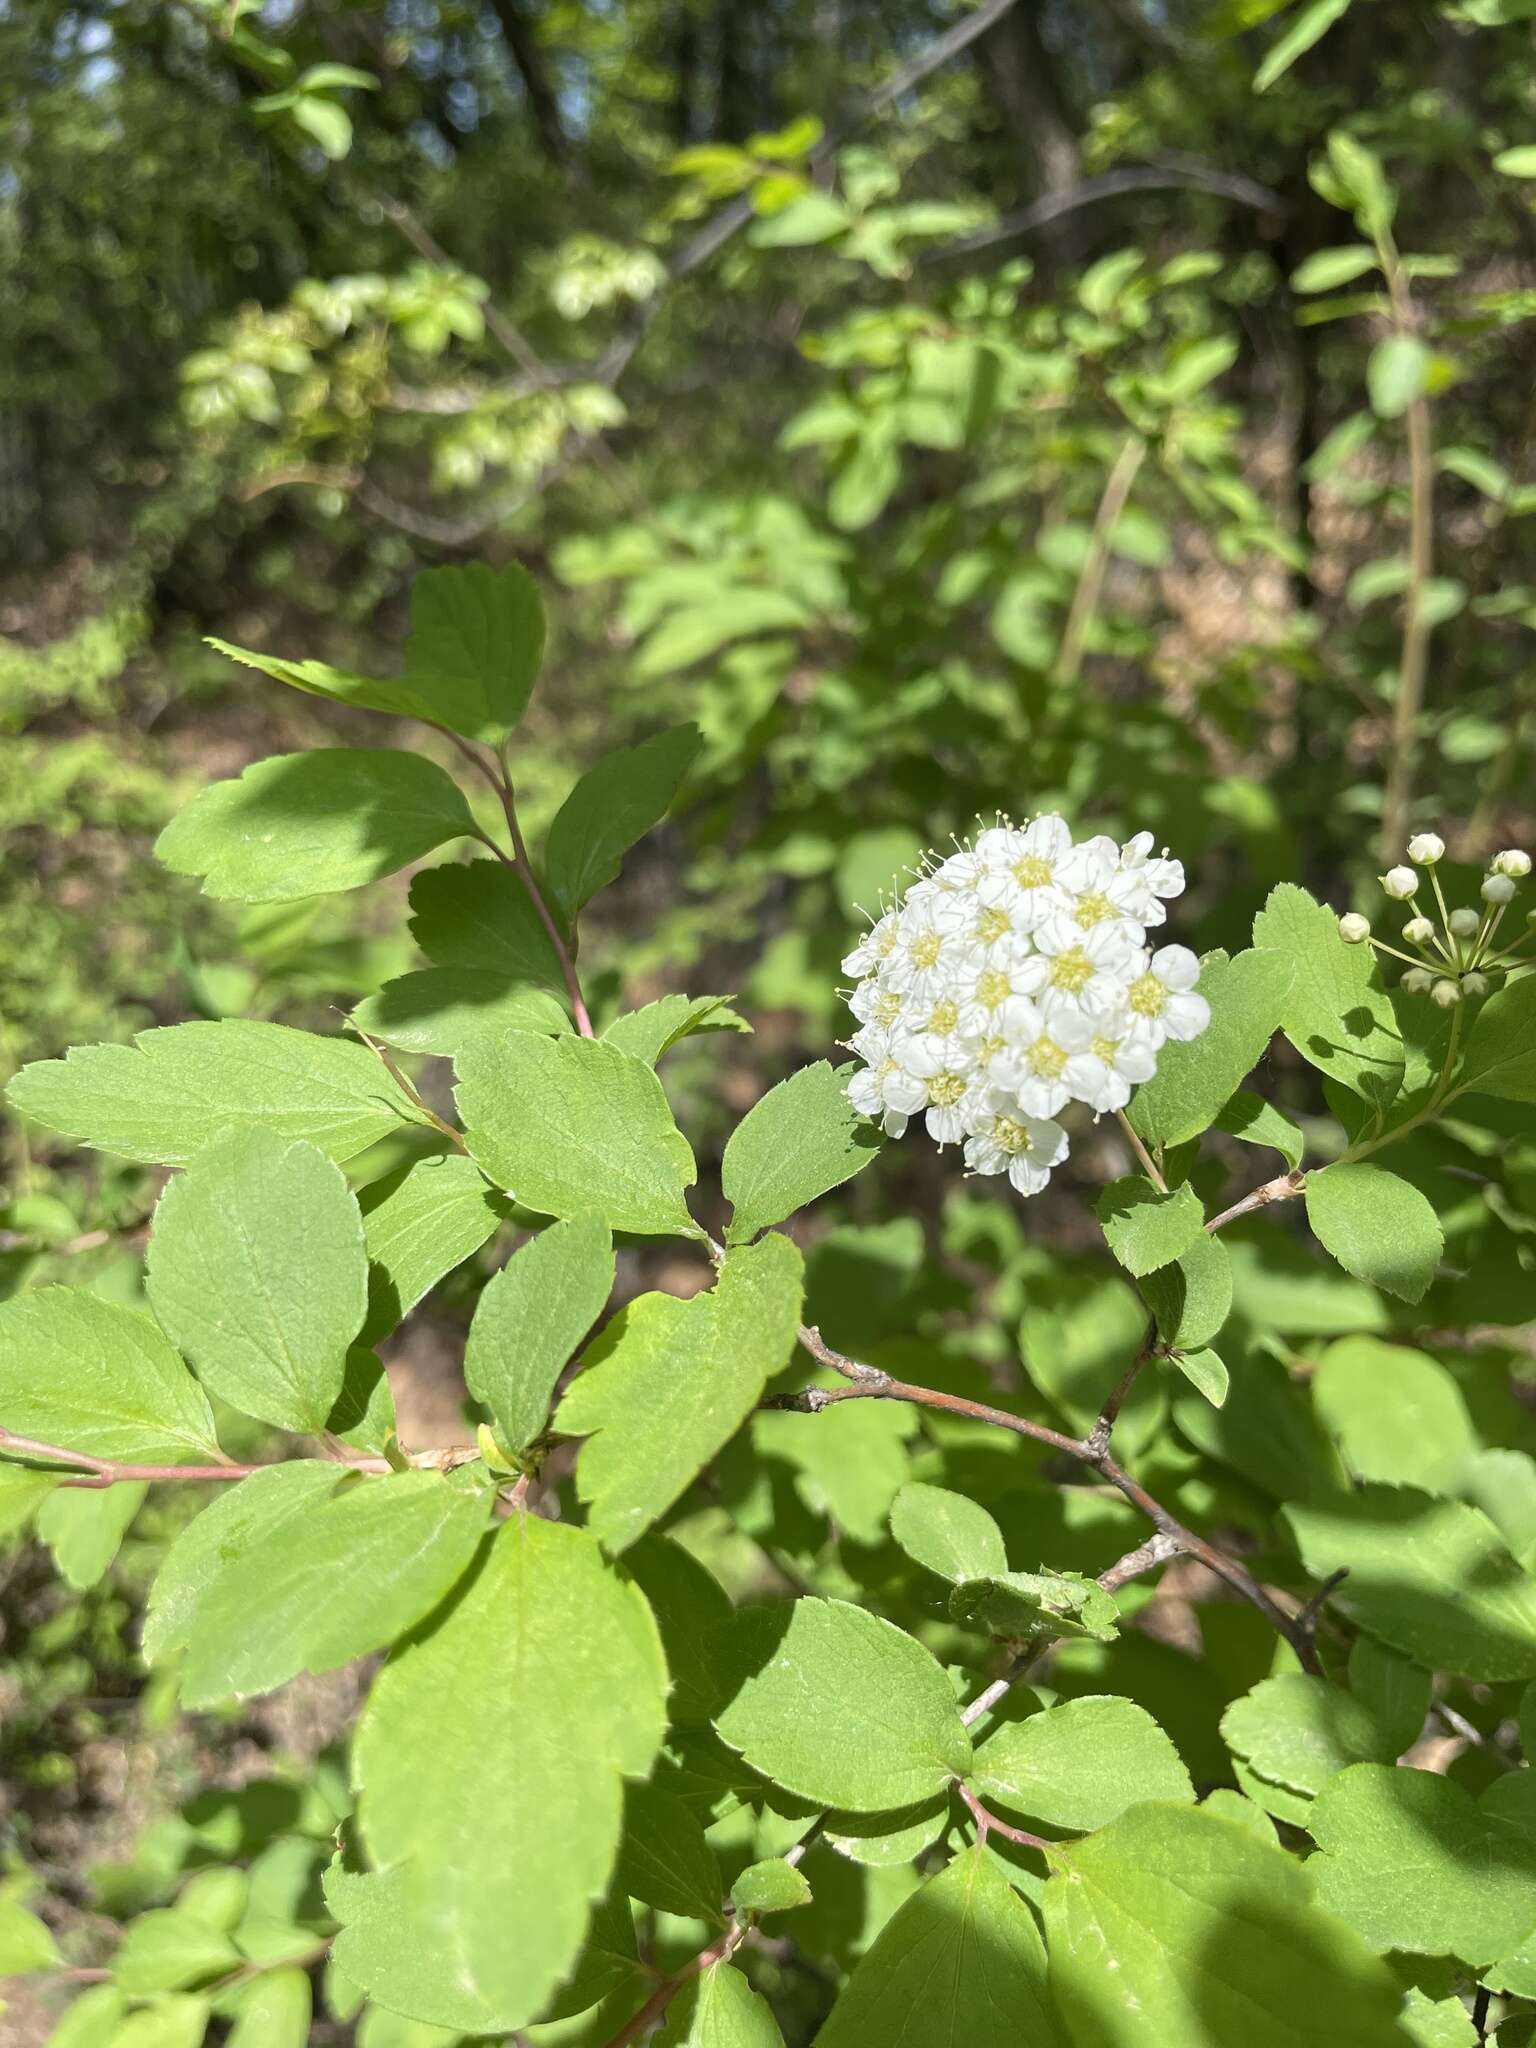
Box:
1049;947;1095;994
976;969;1012;1009
874;990;904;1026
930;1072;967;1108
1075;891;1115;928
1091;1035;1119;1063
976;906;1012;943
1128;972;1168;1018
927;998;959;1034
875;925;898;958
1028;1036;1066;1078
976;1035;1006;1066
992;1115;1031;1155
1012;854;1054;889
909;932;943;970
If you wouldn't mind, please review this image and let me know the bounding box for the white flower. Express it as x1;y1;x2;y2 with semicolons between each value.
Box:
1431;978;1462;1008
848;979;905;1029
986;998;1079;1117
1493;849;1532;879
842;911;900;978
1339;913;1371;944
1059;1006;1159;1115
1381;867;1418;901
1463;972;1490;997
846;1031;928;1137
1449;907;1481;937
1408;833;1446;865
946;939;1038;1037
899;1034;990;1146
1122;946;1210;1046
1403;916;1436;945
1483;873;1517;905
1015;915;1141;1013
1401;967;1433;993
1115;831;1186;922
881;893;967;997
962;1105;1069;1195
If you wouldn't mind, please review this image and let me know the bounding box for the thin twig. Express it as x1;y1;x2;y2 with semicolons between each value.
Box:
1380;253;1435;861
0;1428;477;1489
1052;433;1147;690
1204;1170;1305;1233
600;1924;746;2048
958;1781;1051;1853
1115;1107;1167;1192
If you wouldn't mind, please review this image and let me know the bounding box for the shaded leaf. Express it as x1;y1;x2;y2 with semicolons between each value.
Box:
723;1062;882;1243
465;1212;614;1454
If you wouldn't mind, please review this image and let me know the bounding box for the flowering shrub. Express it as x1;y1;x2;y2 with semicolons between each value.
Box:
6;566;1536;2046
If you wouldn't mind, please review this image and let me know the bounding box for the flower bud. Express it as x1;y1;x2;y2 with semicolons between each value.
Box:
1403;916;1436;945
1462;971;1490;997
1408;833;1446;865
1483;873;1517;904
1338;912;1371;944
1381;867;1418;900
1431;978;1462;1008
1493;849;1532;878
1449;907;1481;937
1401;967;1433;994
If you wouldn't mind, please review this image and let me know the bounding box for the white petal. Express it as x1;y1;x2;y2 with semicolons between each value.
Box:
1162;992;1211;1041
1152;944;1201;991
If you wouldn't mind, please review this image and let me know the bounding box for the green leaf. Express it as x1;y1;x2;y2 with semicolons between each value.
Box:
723;1061;882;1243
41;1984;126;2046
1495;145;1536;177
888;1481;1008;1583
290;91;352;158
0;1466;60;1540
616;1783;723;1923
974;1695;1193;1830
622;1534;733;1728
1251;884;1403;1109
1308;1763;1536;1960
1305;1163;1444;1304
1126;949;1294;1148
113;1905;240;1994
205;643;426;724
143;1462;344;1666
730;1858;811;1916
1291;245;1379;291
1141;1233;1232;1349
815;1847;1055;2047
358;1153;504;1346
1348;1636;1431;1754
748;191;852;245
1214;1089;1305;1169
1167;1345;1230;1407
331;1516;668;2033
822;1798;948;1868
754;1393;914;1545
6;1019;417;1166
714;1597;971;1810
179;1470;493;1707
402;561;544;741
226;1965;312;2047
1043;1802;1409;2044
407;859;567;987
37;1482;146;1589
108;1996;211;2048
155;750;477;902
0;1288;219;1464
950;1567;1120;1644
146;1128;367;1433
602;995;750;1066
557;1234;803;1553
1096;1177;1205;1276
0;1879;60;1973
1368;333;1430;419
466;1213;614;1455
353;969;569;1057
1312;1337;1477;1489
544;725;702;921
1458;971;1536;1102
457;1030;699;1238
1286;1484;1536;1680
655;1963;788;2047
1221;1675;1394;1799
1253;0;1352;88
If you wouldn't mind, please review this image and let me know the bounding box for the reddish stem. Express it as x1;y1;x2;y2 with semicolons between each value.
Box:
958;1782;1051;1853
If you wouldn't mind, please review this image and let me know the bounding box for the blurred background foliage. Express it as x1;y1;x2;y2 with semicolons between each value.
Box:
4;0;1536;2033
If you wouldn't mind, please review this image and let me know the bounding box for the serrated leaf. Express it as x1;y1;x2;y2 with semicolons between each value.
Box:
815;1847;1054;2047
888;1482;1008;1583
1251;884;1403;1109
1044;1802;1409;2044
1096;1177;1205;1276
205;641;427;724
1458;971;1536;1102
353;969;568;1057
178;1470;492;1707
6;1019;417;1165
723;1062;882;1243
143;1462;344;1666
1141;1232;1232;1349
402;561;544;740
358;1152;504;1345
146;1128;367;1433
655;1963;787;2047
407;858;566;986
1305;1162;1444;1304
466;1213;614;1454
37;1482;146;1589
950;1567;1120;1643
974;1695;1192;1830
602;995;749;1066
1127;949;1294;1148
713;1597;971;1810
330;1516;668;2033
616;1782;723;1923
753;1396;914;1545
457;1030;699;1237
1348;1636;1431;1754
156;750;477;902
1286;1484;1536;1680
1221;1674;1394;1800
622;1534;733;1727
1214;1088;1304;1168
1312;1337;1477;1489
1308;1763;1536;1960
0;1287;220;1466
557;1234;802;1552
730;1858;811;1915
544;725;702;920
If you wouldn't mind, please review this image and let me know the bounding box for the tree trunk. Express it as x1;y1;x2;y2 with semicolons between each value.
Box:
488;0;567;165
976;4;1084;265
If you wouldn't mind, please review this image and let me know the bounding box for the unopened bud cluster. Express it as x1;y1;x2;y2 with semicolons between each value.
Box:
842;817;1209;1195
1337;830;1533;1004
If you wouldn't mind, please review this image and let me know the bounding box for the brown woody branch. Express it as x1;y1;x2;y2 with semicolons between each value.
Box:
0;1427;477;1490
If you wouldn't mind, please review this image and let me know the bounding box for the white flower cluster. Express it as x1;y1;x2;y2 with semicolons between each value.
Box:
842;817;1210;1195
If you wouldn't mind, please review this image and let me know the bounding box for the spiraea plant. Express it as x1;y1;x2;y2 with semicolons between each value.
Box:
6;566;1536;2048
